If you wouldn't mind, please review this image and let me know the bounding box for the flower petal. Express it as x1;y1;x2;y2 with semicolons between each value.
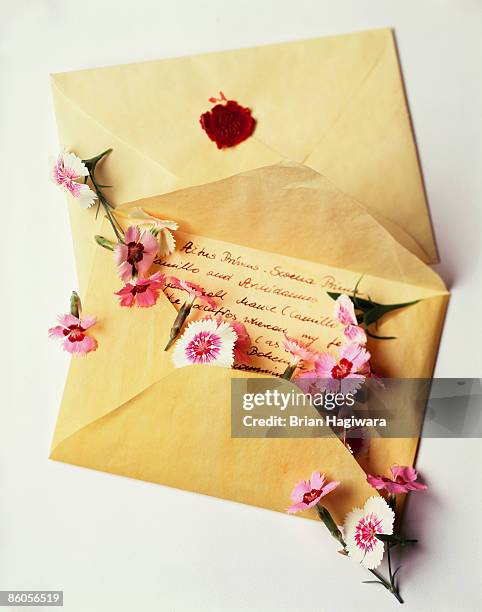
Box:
314;352;337;378
57;313;79;327
48;325;65;338
125;225;140;244
157;228;176;257
334;295;357;326
77;184;97;209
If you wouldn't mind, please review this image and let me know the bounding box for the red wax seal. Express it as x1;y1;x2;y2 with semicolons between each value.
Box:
200;92;256;149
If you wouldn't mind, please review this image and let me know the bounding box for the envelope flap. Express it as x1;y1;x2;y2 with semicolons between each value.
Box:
51;366;378;523
51;30;387;173
120;163;446;293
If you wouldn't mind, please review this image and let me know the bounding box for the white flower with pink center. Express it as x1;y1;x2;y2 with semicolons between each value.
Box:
344;496;394;569
172;318;237;368
51;152;97;209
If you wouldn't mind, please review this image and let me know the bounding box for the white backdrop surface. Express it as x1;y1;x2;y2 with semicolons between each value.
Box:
1;1;481;611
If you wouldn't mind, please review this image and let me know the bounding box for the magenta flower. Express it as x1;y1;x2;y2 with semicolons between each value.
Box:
115;271;165;308
300;343;371;393
52;152;97;209
287;472;340;514
367;465;428;494
49;313;97;356
115;226;158;282
333;295;367;345
168;277;217;308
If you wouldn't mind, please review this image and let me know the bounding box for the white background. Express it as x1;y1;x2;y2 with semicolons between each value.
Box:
1;1;481;611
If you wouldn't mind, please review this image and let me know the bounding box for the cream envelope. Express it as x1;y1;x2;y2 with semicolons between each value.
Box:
51;28;437;296
50;164;448;522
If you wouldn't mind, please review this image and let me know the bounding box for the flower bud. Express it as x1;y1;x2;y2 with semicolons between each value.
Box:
70;291;81;318
95;235;116;251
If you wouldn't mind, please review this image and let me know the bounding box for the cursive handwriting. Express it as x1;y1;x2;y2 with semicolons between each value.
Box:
236;296;278;313
269;265;315;285
221;251;259;270
238;276;317;303
180;241;216;260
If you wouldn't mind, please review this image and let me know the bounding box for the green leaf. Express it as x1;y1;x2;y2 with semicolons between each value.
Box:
376;534;418;546
327;287;420;343
363;300;419;327
327;292;377;311
82;147;113;171
366;329;397;341
392;566;402;580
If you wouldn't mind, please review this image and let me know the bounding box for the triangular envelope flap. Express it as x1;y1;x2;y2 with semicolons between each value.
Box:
50;30;385;175
50;61;282;191
120;163;446;293
51;366;377;523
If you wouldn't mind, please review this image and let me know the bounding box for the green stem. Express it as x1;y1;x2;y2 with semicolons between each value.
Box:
367;568;403;603
83;149;124;244
318;508;404;604
387;545;393;582
281;364;297;380
88;170;124;244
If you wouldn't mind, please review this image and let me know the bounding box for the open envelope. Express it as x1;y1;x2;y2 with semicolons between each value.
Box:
50;163;448;522
51;28;438;296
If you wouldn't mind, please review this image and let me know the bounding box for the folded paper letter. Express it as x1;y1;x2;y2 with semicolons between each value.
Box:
50;163;448;522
